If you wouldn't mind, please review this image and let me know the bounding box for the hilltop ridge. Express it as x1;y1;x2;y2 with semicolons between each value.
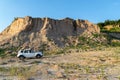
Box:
0;16;100;50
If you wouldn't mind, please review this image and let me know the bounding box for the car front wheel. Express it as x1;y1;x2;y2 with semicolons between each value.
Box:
19;55;25;60
36;54;42;58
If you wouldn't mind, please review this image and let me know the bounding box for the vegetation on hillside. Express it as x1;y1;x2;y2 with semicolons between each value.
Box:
97;19;120;32
42;33;120;55
0;47;17;58
0;48;6;58
1;33;120;56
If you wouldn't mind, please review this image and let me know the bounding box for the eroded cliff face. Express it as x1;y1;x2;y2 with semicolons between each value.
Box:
0;16;100;49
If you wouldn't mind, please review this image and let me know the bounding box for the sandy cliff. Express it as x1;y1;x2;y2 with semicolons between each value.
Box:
0;16;100;49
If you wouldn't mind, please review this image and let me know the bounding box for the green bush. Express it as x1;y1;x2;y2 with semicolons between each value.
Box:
10;53;17;57
0;48;6;58
0;67;8;72
97;19;120;32
110;42;120;47
109;27;120;32
56;49;64;54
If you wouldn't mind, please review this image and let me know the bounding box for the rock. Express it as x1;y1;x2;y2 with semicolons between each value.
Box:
47;64;64;78
27;78;35;80
55;71;64;78
5;50;12;54
47;64;59;74
8;59;16;63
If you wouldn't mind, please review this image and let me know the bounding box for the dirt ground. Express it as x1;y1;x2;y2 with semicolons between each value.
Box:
0;47;120;80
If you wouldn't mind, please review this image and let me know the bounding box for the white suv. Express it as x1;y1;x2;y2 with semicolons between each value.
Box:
17;49;43;59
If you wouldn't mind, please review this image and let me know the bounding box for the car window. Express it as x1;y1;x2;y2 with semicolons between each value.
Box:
21;51;23;53
29;50;31;53
24;50;29;53
31;50;34;53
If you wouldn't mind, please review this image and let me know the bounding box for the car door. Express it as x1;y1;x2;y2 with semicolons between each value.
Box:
27;50;35;58
23;50;29;57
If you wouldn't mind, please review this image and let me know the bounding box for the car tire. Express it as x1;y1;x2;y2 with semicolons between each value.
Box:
19;55;25;60
36;54;42;58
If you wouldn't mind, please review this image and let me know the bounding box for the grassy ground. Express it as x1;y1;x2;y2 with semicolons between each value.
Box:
0;47;120;80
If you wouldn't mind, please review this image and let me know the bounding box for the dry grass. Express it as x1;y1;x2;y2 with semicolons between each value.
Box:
0;47;120;80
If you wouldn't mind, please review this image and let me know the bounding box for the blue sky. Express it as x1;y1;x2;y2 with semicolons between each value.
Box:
0;0;120;32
